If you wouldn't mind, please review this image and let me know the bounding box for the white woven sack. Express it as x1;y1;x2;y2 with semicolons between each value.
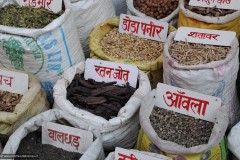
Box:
2;109;105;160
0;142;2;154
228;121;240;159
140;89;228;154
163;31;240;129
105;150;171;160
53;61;151;151
179;0;240;24
126;0;179;23
0;0;85;103
112;0;127;16
70;0;115;58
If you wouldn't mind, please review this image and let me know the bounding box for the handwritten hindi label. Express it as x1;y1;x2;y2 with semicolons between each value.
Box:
18;0;62;13
189;0;240;10
119;14;169;42
155;83;221;122
174;27;236;46
84;59;138;88
115;147;170;160
42;121;93;154
0;70;28;95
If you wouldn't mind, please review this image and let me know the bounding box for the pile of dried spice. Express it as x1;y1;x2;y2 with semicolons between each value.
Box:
150;107;214;148
169;41;230;65
67;73;137;120
100;28;164;61
133;0;178;19
0;91;23;112
185;0;236;17
0;4;63;28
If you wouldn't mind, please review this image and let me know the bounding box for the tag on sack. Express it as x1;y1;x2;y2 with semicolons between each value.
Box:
42;121;93;154
119;14;169;42
174;27;236;46
0;69;28;95
84;59;138;88
155;83;221;122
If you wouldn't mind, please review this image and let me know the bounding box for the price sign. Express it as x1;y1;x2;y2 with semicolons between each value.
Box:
174;27;236;46
119;14;169;42
42;121;93;154
155;83;221;122
189;0;240;10
18;0;62;13
0;69;28;95
84;59;138;88
115;147;171;160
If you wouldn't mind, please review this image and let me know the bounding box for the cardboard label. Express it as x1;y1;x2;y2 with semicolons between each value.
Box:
174;27;236;46
115;147;170;160
42;121;93;154
119;14;169;42
18;0;62;13
0;70;28;95
189;0;240;10
84;59;138;88
155;83;221;122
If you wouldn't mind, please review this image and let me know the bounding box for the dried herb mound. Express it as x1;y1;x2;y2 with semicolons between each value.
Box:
169;41;230;65
100;28;163;61
185;0;236;17
67;74;137;120
0;91;22;112
150;107;214;148
0;4;63;28
16;130;82;160
133;0;178;20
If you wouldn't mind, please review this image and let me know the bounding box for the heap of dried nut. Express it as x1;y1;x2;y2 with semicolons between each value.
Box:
169;41;230;65
185;0;236;17
133;0;178;19
100;28;164;61
0;91;23;112
150;107;214;148
67;74;137;120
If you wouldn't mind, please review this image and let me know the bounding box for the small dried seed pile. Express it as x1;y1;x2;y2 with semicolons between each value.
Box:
185;0;236;17
100;28;164;61
0;91;23;112
150;107;214;148
133;0;179;20
67;74;136;120
169;41;230;65
0;4;63;28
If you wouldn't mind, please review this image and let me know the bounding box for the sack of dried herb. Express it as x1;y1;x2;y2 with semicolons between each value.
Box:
163;31;240;129
0;0;85;105
105;150;171;160
53;61;151;151
2;109;105;160
138;89;228;159
0;69;48;138
178;0;240;39
126;0;179;25
70;0;115;58
228;121;240;160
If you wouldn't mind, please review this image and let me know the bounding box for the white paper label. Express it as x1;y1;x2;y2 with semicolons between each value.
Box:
18;0;62;13
119;14;169;42
174;27;236;46
189;0;240;10
0;70;28;95
84;59;138;88
155;83;221;122
115;148;170;160
42;121;93;154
